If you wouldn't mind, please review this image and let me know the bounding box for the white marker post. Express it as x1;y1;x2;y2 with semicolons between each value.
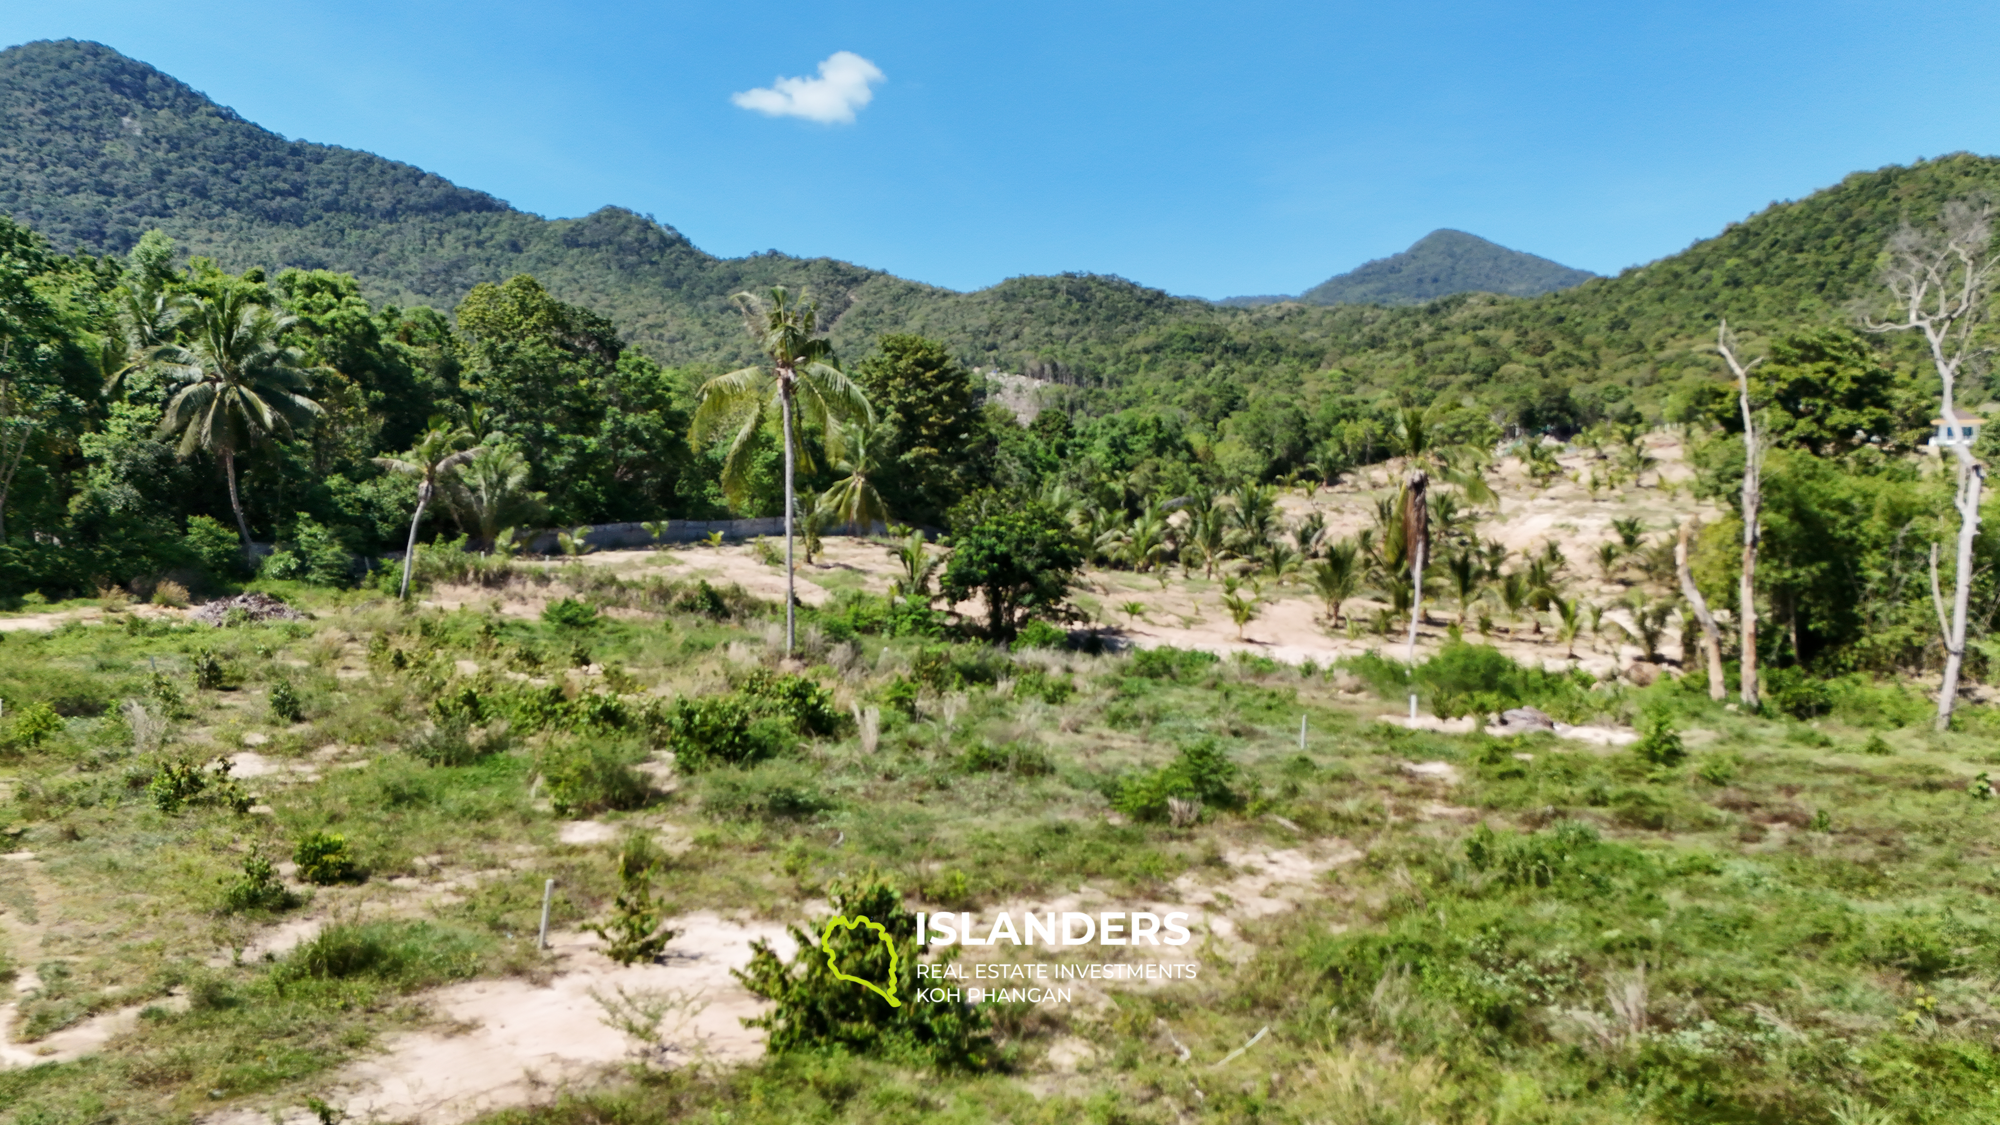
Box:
1299;715;1307;750
537;879;555;950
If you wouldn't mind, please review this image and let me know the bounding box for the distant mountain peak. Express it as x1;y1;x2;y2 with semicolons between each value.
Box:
1220;229;1595;308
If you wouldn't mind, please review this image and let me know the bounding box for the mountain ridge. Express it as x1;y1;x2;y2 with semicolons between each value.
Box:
4;37;1999;417
1218;229;1596;308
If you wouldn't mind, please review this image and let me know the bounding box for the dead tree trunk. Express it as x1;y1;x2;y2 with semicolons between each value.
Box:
1676;519;1727;701
1861;200;1999;731
1717;322;1764;711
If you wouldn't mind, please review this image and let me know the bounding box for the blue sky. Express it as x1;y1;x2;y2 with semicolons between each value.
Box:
6;1;2000;298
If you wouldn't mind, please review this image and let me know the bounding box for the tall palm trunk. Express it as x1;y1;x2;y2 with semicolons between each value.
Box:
781;381;796;655
400;481;431;601
222;448;253;560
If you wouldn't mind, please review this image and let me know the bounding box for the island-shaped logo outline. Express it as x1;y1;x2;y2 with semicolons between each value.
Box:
822;914;902;1007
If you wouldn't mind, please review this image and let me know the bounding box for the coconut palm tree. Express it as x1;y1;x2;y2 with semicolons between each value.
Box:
691;288;872;653
1445;549;1485;625
817;419;890;535
1309;540;1362;628
446;443;544;550
147;288;323;556
1554;596;1583;658
374;422;480;600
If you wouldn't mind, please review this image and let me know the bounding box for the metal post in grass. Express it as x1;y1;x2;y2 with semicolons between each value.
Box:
538;879;555;950
1299;715;1307;750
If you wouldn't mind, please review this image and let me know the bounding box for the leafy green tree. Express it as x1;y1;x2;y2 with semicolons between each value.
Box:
1728;329;1900;456
692;287;872;652
373;422;480;598
853;334;993;525
940;497;1083;641
146;285;323;554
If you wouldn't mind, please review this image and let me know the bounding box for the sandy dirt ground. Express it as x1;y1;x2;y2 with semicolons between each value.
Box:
414;435;1713;684
6;436;1702;1104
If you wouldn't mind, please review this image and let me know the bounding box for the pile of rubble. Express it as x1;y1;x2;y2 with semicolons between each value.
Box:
190;593;309;626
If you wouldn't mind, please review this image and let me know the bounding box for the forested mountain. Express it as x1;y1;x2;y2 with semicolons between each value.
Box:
0;39;936;367
1218;229;1596;309
9;37;2000;464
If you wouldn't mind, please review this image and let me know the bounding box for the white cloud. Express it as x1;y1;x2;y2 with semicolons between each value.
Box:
731;51;885;125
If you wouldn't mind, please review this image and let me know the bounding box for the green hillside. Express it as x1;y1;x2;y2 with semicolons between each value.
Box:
4;37;1998;426
1220;229;1595;308
1299;228;1596;304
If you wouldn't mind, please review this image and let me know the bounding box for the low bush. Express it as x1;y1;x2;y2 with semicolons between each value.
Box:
736;876;999;1071
219;850;297;913
959;740;1053;776
267;678;305;723
541;740;650;816
1463;820;1637;890
3;701;62;751
294;831;362;885
1632;712;1687;767
1114;739;1242;822
663;696;788;773
1010;618;1069;650
737;670;843;737
149;755;251;814
587;836;679;966
542;598;599;628
698;761;836;822
1128;646;1219;682
276;919;490;990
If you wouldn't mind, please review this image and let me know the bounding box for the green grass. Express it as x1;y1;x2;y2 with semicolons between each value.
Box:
0;576;1997;1124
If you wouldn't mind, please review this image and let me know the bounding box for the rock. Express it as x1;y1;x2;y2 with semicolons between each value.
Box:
1624;661;1662;687
1487;706;1556;737
191;593;307;626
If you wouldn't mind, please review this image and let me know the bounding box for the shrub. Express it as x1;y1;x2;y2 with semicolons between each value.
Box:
738;670;843;737
151;579;191;608
878;675;920;721
959;740;1053;776
1762;666;1831;719
541;741;650;816
183;516;243;579
587;837;679;966
1011;619;1069;651
911;645;1009;691
736;875;999;1071
663;696;789;773
542;597;599;628
268;679;305;724
149;757;209;812
1013;666;1075;704
1632;712;1687;768
699;761;835;822
294;831;362;885
289;515;356;587
1114;739;1242;822
1464;820;1615;888
670;579;731;619
277;920;489;990
191;648;225;691
5;701;62;750
258;548;304;582
1128;646;1219;682
220;850;297;913
1862;734;1894;755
